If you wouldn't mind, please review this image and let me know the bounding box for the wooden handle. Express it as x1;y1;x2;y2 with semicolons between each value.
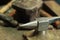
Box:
40;9;52;17
0;0;14;13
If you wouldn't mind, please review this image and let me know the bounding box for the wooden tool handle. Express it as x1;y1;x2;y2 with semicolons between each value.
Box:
0;0;14;13
40;9;52;17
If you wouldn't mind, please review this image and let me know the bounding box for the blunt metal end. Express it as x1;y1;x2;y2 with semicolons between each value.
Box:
18;17;60;31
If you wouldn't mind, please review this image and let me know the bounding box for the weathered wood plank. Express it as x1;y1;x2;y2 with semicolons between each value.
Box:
44;1;60;16
0;0;14;13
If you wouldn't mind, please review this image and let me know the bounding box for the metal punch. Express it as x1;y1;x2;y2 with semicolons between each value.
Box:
0;14;60;31
18;17;60;31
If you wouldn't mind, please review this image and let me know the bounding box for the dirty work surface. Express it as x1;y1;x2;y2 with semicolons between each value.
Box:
0;26;24;40
0;26;60;40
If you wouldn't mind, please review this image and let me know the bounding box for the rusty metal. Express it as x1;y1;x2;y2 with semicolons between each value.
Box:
40;9;60;29
0;14;60;30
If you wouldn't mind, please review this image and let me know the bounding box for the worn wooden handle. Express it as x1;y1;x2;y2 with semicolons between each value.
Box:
0;0;14;13
40;9;52;17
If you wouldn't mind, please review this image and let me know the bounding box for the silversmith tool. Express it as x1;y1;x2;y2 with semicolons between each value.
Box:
18;17;60;31
0;14;60;31
0;14;18;27
40;9;60;29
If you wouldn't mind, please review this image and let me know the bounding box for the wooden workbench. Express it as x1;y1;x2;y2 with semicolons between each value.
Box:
44;1;60;16
0;26;60;40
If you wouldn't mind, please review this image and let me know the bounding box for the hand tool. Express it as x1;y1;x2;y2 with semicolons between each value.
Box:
40;9;60;29
0;14;18;27
0;0;15;13
18;17;60;39
0;14;60;39
18;17;60;31
0;14;60;31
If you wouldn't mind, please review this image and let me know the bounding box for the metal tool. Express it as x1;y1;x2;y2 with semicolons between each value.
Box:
0;14;18;27
18;17;60;31
40;9;60;29
0;14;60;31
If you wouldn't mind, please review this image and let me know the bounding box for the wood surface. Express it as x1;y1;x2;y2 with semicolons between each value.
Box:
44;1;60;16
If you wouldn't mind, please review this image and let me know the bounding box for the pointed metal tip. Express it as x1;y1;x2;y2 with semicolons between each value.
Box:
18;21;37;30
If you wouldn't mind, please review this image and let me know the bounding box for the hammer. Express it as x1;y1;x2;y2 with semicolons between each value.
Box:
0;14;60;38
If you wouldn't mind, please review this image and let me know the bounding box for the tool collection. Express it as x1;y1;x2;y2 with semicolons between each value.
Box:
0;0;60;40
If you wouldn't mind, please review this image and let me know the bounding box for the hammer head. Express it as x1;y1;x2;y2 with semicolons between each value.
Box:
18;17;60;31
38;21;49;31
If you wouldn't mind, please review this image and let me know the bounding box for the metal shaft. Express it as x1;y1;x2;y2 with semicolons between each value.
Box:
18;17;60;31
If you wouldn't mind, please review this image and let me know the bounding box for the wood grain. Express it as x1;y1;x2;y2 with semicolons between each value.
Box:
44;1;60;16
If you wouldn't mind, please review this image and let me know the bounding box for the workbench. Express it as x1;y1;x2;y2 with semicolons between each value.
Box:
0;25;60;40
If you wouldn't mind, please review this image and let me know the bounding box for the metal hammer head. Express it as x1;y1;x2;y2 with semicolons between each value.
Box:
18;17;60;31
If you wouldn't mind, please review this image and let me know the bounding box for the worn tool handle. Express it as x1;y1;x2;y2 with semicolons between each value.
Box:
0;0;14;13
0;14;18;28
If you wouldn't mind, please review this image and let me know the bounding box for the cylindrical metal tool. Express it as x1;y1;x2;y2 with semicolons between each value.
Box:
40;9;60;29
18;17;60;38
18;17;60;30
0;14;18;28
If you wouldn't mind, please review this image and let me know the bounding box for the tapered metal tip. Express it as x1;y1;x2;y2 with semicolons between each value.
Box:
18;21;37;29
